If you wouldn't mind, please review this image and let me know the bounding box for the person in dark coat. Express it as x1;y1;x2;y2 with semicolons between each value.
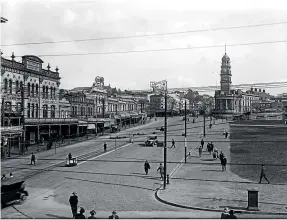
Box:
171;139;175;148
221;157;227;171
30;153;36;165
225;132;229;138
69;192;78;218
88;210;96;219
144;160;151;175
259;164;270;184
221;207;229;219
75;207;86;219
109;211;119;219
201;139;204;148
68;153;72;160
104;142;107;152
219;151;224;161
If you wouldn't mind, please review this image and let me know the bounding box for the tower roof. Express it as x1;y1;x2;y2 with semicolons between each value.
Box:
222;53;230;62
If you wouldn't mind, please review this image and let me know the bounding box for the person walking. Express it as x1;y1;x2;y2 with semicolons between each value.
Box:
225;131;229;139
75;207;86;219
222;156;227;171
171;139;175;148
259;164;270;184
88;210;96;219
219;151;224;161
198;146;202;158
109;211;119;219
201;139;204;148
69;192;78;218
104;142;107;152
30;153;36;165
209;123;212;129
157;163;164;180
144;160;151;175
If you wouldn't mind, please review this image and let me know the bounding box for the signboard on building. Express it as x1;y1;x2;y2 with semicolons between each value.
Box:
27;60;41;72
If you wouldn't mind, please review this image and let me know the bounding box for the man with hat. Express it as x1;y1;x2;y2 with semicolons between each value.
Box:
88;210;96;219
109;210;119;219
75;207;86;219
69;192;78;218
221;207;229;219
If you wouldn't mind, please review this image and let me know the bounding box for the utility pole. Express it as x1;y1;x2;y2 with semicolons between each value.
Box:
21;84;25;154
203;113;206;137
184;100;187;163
163;91;167;189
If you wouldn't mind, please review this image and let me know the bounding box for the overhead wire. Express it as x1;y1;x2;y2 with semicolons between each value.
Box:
2;21;287;47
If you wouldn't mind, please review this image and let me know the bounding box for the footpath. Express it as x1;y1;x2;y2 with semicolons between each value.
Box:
156;120;287;216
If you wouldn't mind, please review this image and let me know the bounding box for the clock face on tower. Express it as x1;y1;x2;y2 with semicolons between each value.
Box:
222;76;228;81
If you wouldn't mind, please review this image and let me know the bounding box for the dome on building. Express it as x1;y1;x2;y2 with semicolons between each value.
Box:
222;53;230;62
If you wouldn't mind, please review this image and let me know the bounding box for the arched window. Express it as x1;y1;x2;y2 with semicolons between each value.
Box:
31;84;35;97
46;86;49;99
36;104;39;118
53;87;56;99
5;102;12;111
16;102;21;112
75;106;78;116
27;83;31;96
31;103;35;118
50;87;53;99
36;84;39;95
4;78;8;93
72;106;75;116
42;86;45;98
15;81;19;94
27;103;31;118
43;105;48;118
9;79;12;94
51;105;55;118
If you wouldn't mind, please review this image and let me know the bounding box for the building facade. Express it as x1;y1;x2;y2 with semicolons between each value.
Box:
1;53;66;155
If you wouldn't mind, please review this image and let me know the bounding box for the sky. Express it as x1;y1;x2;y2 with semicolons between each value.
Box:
1;0;287;95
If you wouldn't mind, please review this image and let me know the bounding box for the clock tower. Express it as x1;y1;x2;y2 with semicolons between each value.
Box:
220;48;232;93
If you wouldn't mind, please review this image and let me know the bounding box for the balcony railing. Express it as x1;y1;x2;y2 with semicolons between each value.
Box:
26;118;78;124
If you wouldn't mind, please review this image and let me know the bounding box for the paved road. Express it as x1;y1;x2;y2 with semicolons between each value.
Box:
1;116;213;218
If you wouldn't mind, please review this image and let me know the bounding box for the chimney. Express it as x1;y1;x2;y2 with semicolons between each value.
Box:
259;89;261;92
263;89;265;93
251;87;253;91
255;88;257;92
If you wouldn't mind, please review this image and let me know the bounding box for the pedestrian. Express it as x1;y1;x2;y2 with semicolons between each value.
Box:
259;164;270;184
75;207;86;219
41;136;45;145
223;129;226;136
88;210;96;219
219;151;224;161
198;147;202;158
9;173;13;178
69;192;78;218
221;207;230;219
30;153;36;165
171;139;175;148
68;153;72;160
61;136;65;144
201;139;204;148
225;131;229;139
209;123;212;129
213;148;219;159
157;163;164;180
1;174;6;180
210;142;214;152
144;160;151;175
109;210;119;219
227;210;237;219
104;142;107;152
222;156;227;171
192;118;195;123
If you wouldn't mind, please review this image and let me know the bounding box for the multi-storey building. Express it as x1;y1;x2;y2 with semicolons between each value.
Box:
149;94;178;116
1;53;74;155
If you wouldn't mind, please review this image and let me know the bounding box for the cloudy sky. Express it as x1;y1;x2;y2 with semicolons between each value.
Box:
1;0;287;95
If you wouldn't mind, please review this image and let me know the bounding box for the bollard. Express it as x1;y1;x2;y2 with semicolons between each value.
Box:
247;189;259;211
167;174;170;184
